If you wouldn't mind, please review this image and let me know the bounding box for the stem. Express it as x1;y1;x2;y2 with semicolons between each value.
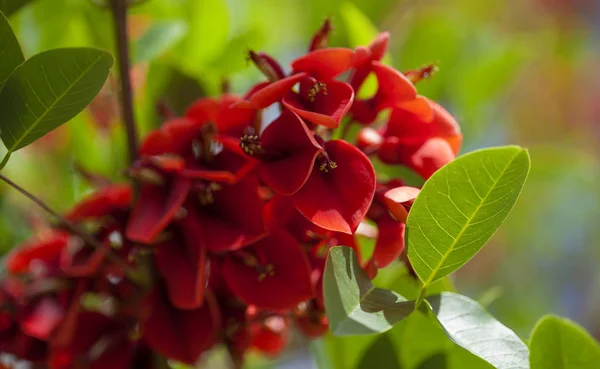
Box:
0;152;11;171
0;173;129;270
414;285;428;310
109;0;138;166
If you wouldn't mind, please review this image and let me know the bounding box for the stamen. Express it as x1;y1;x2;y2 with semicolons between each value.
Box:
308;82;328;103
317;152;337;173
234;250;276;281
197;182;222;206
240;134;263;157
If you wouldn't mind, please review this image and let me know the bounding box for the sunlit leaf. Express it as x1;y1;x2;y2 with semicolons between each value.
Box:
180;0;228;68
324;246;414;336
0;0;36;16
134;21;187;64
0;48;113;156
427;292;529;369
530;315;600;369
407;146;530;287
0;9;23;89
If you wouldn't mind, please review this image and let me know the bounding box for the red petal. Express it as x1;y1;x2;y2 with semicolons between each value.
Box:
291;48;355;81
372;61;417;110
142;288;220;364
126;176;192;244
155;209;207;309
401;137;457;179
283;80;354;129
222;230;313;310
65;184;132;221
259;111;322;195
139;130;172;156
7;231;69;274
21;298;64;340
195;175;266;252
292;140;376;234
185;98;221;124
383;186;420;223
249;73;307;109
371;213;405;268
181;136;258;184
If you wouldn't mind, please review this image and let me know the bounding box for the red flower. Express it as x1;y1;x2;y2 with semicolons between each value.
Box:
65;184;131;221
378;97;462;179
185;95;257;138
240;110;322;195
142;287;220;364
292;139;376;234
6;231;69;276
154;207;207;309
222;230;313;310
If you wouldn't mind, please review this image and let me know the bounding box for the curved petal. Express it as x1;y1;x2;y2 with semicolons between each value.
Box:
282;80;354;129
372;61;417;110
126;176;192;244
249;73;307;109
143;288;220;364
7;231;69;274
155;210;207;309
291;48;355;81
195;175;266;252
259;111;322;195
401;137;457;180
371;213;405;268
65;184;132;221
292;140;376;234
383;186;420;223
222;230;313;310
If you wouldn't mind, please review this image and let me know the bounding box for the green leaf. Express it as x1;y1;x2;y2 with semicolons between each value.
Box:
530;315;600;369
0;48;113;156
0;9;23;89
407;146;530;287
0;0;35;16
427;292;529;369
133;21;187;64
324;246;414;336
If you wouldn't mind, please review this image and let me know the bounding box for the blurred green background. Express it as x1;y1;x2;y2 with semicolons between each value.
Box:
1;0;599;367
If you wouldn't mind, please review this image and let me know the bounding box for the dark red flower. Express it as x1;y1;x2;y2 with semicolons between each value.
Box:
154;206;207;309
222;230;313;310
185;95;257;138
142;287;220;364
188;174;266;252
240;110;322;195
292;139;376;234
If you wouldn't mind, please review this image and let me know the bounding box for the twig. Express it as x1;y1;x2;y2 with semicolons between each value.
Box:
0;173;129;270
109;0;139;166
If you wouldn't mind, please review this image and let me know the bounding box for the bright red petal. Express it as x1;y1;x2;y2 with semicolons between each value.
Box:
65;184;132;221
372;62;417;110
292;140;376;234
249;73;307;109
7;231;69;274
21;298;64;340
383;186;420;223
291;48;355;81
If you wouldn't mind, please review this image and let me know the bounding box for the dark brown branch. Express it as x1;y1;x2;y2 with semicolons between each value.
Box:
109;0;139;166
0;173;129;270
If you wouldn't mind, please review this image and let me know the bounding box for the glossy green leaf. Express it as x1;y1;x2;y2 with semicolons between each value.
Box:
530;315;600;369
427;292;529;369
0;9;23;89
0;0;35;16
0;48;113;156
133;21;187;64
407;146;530;287
324;246;414;336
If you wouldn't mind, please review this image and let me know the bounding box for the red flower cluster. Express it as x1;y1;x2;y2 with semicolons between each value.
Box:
0;21;461;368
